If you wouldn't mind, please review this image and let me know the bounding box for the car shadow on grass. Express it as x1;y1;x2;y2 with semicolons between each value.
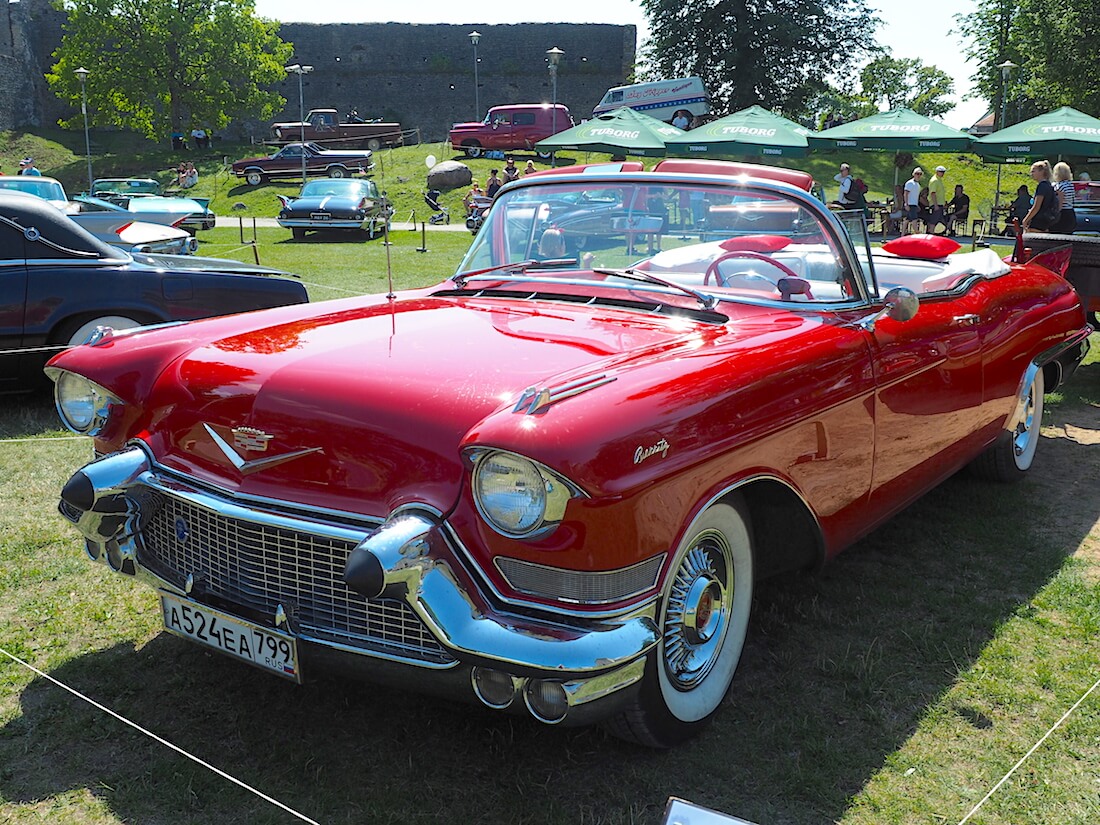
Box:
0;386;65;440
1;385;1098;824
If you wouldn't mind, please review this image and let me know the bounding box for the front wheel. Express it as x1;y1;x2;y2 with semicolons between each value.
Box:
367;138;382;152
328;166;348;179
244;170;264;186
969;367;1045;482
463;141;483;158
64;315;142;347
604;498;754;747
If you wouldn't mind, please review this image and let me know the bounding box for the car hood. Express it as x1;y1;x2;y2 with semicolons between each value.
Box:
62;293;791;517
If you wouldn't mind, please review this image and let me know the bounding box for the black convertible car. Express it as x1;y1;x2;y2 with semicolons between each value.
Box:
276;178;392;240
0;192;309;390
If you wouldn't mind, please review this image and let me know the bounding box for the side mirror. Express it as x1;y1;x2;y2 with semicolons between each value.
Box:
856;287;919;332
883;287;919;321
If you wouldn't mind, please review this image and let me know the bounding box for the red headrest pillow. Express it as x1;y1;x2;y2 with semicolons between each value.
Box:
718;235;792;253
882;234;961;259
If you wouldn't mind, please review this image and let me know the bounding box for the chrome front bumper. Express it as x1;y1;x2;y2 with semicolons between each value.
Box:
59;446;658;725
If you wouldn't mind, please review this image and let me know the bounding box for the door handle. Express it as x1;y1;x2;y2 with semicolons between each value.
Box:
952;314;980;326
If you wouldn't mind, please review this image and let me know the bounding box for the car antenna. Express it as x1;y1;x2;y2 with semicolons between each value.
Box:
385;222;395;299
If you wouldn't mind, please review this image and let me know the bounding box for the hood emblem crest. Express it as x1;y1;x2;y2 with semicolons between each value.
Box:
233;427;273;452
202;423;322;476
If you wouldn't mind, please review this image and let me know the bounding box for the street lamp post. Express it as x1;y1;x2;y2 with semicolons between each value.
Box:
468;31;481;121
75;67;92;193
285;63;314;186
992;60;1018;232
546;47;564;164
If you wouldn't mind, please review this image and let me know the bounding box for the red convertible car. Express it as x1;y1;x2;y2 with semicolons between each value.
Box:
48;160;1089;747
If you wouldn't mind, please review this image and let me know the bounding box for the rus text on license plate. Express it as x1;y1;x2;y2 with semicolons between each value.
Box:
160;593;300;682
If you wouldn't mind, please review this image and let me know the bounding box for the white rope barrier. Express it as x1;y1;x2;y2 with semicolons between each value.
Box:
957;674;1100;824
0;645;321;825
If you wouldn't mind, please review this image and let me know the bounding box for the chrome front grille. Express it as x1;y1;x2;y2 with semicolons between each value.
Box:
141;491;454;666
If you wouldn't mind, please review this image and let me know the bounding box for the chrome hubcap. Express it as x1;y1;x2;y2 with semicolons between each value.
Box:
663;534;732;691
1013;386;1036;457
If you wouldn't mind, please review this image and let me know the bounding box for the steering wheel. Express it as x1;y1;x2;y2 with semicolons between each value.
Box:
703;250;800;288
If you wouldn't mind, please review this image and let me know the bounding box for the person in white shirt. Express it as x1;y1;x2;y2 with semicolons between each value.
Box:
833;163;853;206
903;167;924;234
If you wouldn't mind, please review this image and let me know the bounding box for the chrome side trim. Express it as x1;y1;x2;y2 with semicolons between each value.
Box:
512;374;617;415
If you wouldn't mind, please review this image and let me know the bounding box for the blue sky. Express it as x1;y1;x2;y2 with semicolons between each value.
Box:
252;0;985;128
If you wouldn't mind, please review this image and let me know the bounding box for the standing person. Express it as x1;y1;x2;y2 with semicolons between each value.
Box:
1022;160;1058;233
1051;161;1076;234
903;167;923;234
926;165;948;234
833;162;854;206
18;158;41;176
502;156;520;183
485;168;502;198
945;184;970;236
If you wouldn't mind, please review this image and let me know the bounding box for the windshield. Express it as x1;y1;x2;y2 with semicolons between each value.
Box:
457;177;863;305
0;178;66;201
300;179;376;198
94;180;160;195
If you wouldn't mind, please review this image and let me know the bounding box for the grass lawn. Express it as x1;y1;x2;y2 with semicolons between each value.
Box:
0;128;1096;824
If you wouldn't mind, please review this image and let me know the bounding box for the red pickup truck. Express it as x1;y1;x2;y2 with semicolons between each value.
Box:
449;104;573;158
271;109;403;151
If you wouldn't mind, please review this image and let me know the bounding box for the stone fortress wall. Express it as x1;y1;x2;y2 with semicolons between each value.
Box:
1;1;636;144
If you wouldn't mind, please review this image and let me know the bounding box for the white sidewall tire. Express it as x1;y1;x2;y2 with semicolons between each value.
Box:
1013;368;1045;471
67;316;141;347
656;500;753;724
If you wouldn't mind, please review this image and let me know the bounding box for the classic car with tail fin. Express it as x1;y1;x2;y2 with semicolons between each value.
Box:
48;160;1089;747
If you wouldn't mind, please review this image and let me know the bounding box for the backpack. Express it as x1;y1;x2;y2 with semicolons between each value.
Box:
851;178;869;196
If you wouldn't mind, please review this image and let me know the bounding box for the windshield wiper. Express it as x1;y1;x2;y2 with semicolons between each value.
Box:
453;259;538;288
453;258;581;288
593;268;719;311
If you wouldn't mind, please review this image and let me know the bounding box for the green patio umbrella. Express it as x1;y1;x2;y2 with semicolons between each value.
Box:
664;106;813;158
535;106;685;158
807;107;973;152
972;106;1100;161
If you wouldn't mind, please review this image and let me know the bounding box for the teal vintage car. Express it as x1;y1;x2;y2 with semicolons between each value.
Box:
90;177;216;232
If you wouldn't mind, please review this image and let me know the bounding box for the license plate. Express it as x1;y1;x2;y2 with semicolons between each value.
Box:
160;593;301;682
309;212;330;220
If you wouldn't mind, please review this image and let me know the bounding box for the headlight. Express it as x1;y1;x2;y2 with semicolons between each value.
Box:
472;450;583;538
51;371;122;436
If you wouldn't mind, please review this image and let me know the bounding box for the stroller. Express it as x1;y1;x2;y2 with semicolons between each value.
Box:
424;190;450;225
465;195;493;235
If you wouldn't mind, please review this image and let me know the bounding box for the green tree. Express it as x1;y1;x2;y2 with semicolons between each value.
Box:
639;0;880;117
47;0;293;141
859;56;955;117
957;0;1100;122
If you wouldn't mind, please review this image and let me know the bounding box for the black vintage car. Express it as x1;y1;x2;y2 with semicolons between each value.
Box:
276;178;393;240
0;192;309;390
